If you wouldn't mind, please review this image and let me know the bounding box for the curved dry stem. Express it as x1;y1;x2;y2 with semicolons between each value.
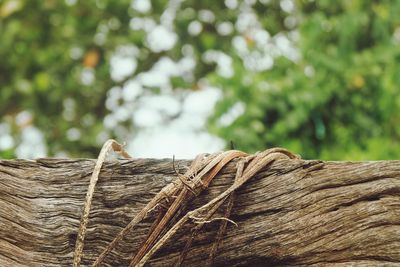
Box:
137;149;299;266
73;139;131;267
92;152;221;266
129;150;247;267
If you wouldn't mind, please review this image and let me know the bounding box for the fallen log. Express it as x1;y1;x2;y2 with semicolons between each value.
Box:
0;157;399;266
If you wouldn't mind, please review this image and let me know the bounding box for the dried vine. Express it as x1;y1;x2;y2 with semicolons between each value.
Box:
74;140;299;266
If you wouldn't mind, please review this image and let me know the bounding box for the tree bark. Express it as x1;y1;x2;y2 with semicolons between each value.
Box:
0;158;399;266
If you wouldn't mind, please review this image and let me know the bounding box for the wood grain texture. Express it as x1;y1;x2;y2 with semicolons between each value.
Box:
0;158;399;266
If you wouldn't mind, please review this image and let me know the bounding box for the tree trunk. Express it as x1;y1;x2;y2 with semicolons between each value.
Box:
0;158;399;266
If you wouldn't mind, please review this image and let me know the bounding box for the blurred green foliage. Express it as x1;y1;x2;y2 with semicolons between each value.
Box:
210;0;400;160
1;0;400;159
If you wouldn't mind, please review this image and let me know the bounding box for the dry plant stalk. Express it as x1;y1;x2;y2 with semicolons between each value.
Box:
92;152;222;266
136;149;298;267
74;140;299;267
129;150;247;267
73;140;131;267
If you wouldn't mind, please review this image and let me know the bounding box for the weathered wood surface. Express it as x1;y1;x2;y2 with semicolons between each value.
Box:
0;158;399;266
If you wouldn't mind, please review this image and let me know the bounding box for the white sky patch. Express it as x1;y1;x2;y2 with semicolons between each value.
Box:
233;28;277;72
80;67;95;85
274;33;300;62
304;65;315;77
232;35;248;54
243;51;274;71
203;50;234;78
231;9;300;70
147;25;177;52
105;86;122;111
81;113;95;127
153;57;180;76
188;20;202;36
138;95;181;117
133;108;163;128
284;16;297;28
216;54;234;78
160;0;182;29
225;0;238;9
69;46;83;60
232;25;299;71
137;71;170;88
104;114;118;129
245;0;257;5
174;112;207;129
113;105;131;121
198;9;215;23
96;131;110;145
110;45;139;82
0;123;15;151
105;67;224;156
129;17;156;31
153;56;196;80
16;110;32;127
94;32;106;46
66;128;81;141
253;29;271;45
393;27;400;43
108;17;121;30
65;0;77;6
280;0;295;13
178;57;196;74
0;135;14;150
182;87;222;116
0;123;11;134
129;128;224;159
0;122;11;146
128;87;224;158
235;11;259;33
62;98;76;121
217;22;234;36
16;126;47;159
217;102;246;127
181;44;194;57
110;55;137;82
131;0;151;13
135;56;196;90
122;79;143;101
